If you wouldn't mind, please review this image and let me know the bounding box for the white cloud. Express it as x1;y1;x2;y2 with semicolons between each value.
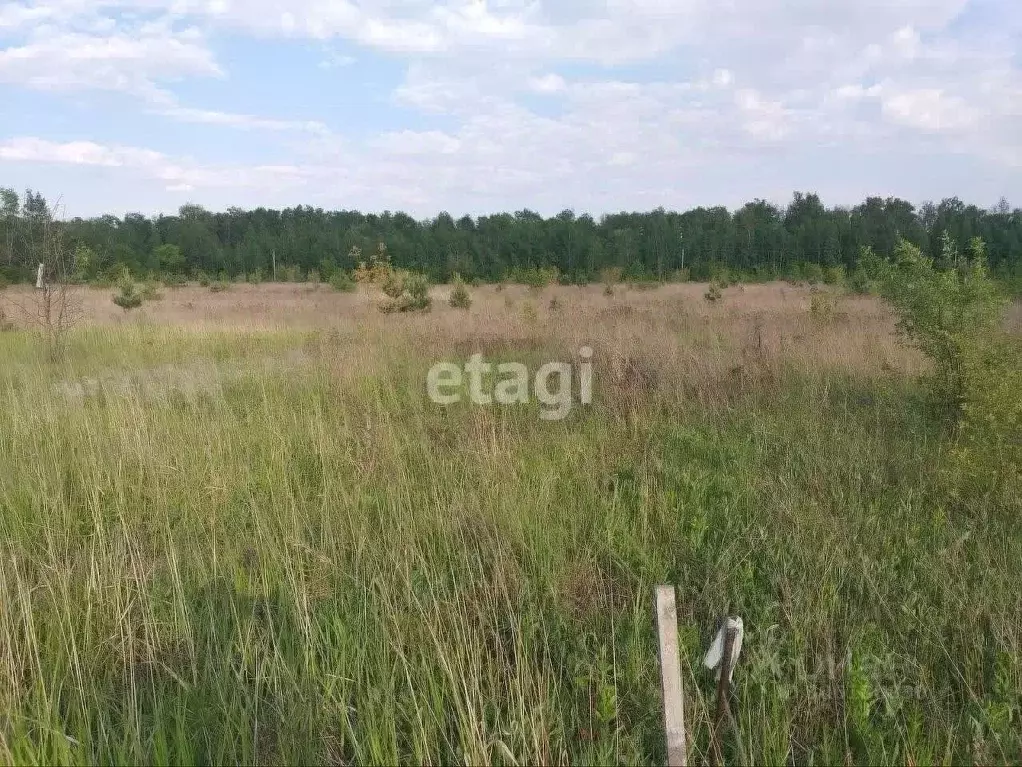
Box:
0;27;221;97
881;87;981;132
734;88;791;141
0;136;313;192
0;136;165;167
155;105;331;134
1;0;1021;214
371;130;462;156
711;69;734;88
529;73;566;94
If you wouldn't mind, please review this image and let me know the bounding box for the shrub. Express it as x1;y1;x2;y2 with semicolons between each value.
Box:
517;265;559;289
864;235;1020;507
330;271;357;293
404;273;432;311
868;237;1005;414
113;275;143;312
162;273;187;288
449;274;472;310
709;267;733;288
319;259;337;279
354;243;392;285
802;263;825;285
848;266;871;295
381;270;407;299
949;337;1022;504
822;265;845;286
380;272;431;313
140;280;164;301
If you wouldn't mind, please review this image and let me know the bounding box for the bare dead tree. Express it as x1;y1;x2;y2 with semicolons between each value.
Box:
9;200;82;360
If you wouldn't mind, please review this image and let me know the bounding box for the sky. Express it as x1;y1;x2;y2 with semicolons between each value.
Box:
0;0;1019;219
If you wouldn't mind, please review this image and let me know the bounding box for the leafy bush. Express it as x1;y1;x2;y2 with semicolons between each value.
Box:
449;274;472;310
153;243;185;274
869;235;1019;506
381;269;406;300
948;337;1022;505
162;273;187;288
404;273;432;311
848;265;872;295
319;259;337;279
330;271;357;293
354;243;393;285
380;272;431;313
113;275;143;312
516;265;559;289
709;266;733;288
822;265;845;285
868;237;1005;414
803;263;825;285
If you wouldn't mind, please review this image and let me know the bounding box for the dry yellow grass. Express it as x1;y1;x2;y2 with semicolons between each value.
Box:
2;281;927;376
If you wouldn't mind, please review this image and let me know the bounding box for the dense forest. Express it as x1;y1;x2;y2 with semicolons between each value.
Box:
1;187;1021;285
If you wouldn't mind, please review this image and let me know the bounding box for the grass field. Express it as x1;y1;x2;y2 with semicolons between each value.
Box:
0;282;1019;765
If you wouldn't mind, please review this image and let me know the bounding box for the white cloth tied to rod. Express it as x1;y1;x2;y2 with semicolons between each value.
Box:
702;616;744;682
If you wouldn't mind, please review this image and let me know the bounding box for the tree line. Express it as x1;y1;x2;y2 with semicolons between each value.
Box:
1;188;1020;286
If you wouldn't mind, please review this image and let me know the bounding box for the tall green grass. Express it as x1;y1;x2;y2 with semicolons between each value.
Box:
0;326;1018;765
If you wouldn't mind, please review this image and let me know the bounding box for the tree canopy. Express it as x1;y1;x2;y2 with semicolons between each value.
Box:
1;188;1019;285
